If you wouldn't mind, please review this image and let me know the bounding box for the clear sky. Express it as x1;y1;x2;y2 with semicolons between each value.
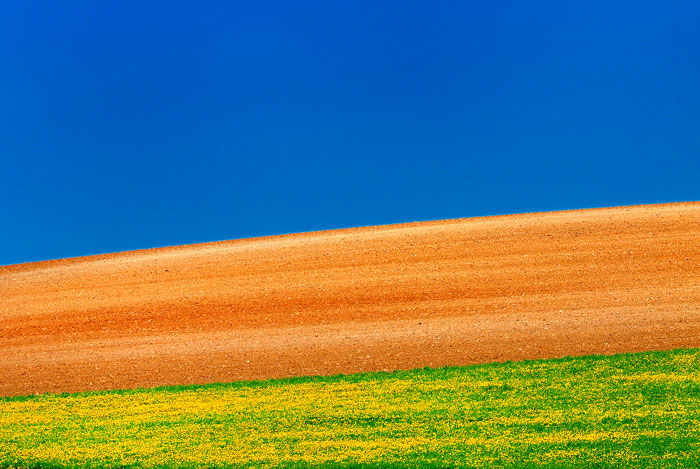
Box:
2;1;699;266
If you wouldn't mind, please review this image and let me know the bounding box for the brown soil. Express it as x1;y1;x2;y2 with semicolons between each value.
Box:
2;202;700;396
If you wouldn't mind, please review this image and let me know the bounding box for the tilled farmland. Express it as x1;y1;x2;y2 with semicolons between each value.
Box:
2;202;700;397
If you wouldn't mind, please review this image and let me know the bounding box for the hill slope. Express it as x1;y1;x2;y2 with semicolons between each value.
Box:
2;202;699;396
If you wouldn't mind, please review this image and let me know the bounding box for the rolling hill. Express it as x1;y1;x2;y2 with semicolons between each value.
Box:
2;202;699;396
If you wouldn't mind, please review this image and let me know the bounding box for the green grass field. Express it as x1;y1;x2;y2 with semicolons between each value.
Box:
1;348;699;468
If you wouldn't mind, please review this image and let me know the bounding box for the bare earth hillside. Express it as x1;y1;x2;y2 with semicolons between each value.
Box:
2;203;699;396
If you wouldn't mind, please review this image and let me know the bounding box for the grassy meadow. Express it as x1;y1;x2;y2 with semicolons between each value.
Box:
1;348;699;468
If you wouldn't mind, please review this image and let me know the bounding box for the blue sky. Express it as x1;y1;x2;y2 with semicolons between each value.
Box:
2;1;699;265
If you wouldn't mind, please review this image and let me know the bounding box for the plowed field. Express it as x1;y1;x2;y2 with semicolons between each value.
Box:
2;202;699;396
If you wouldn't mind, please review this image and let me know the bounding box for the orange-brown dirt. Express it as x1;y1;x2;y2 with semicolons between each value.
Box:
2;202;700;396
